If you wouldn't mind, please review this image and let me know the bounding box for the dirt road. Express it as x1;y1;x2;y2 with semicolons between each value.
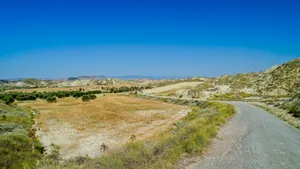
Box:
187;102;300;169
143;82;202;94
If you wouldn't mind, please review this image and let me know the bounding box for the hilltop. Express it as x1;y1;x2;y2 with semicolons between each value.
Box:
255;58;300;95
185;58;300;99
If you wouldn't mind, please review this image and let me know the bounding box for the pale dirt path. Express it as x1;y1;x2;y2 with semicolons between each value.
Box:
186;102;300;169
143;82;203;94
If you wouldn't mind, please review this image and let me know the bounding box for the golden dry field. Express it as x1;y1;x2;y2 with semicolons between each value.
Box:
18;95;189;158
158;88;179;96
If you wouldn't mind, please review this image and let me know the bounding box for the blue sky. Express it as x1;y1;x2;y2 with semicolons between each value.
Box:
0;0;299;78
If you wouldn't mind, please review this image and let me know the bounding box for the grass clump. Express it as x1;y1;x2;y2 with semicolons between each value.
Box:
0;133;42;168
0;103;43;169
209;92;253;101
281;93;300;117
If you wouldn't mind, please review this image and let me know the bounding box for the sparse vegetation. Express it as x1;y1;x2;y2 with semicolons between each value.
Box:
158;89;179;97
152;79;205;88
23;78;43;87
209;92;253;101
216;73;261;90
188;81;214;98
281;93;300;117
256;58;300;95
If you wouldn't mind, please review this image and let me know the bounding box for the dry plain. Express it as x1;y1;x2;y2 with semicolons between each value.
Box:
18;94;189;158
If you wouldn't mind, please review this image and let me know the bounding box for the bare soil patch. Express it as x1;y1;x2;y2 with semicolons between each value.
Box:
143;82;203;94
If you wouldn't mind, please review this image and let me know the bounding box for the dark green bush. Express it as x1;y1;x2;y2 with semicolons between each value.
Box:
89;94;97;100
46;96;57;103
289;105;300;117
72;92;83;98
82;95;91;102
16;94;37;101
3;96;14;105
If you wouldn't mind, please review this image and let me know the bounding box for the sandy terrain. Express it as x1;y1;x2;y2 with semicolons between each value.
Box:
19;95;189;159
143;82;203;94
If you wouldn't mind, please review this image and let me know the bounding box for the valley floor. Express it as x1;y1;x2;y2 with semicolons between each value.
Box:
18;95;189;158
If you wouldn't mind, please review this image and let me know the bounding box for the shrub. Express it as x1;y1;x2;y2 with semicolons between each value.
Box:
0;105;43;169
72;92;82;98
0;133;42;168
289;105;300;117
56;93;65;98
3;96;14;105
46;96;57;103
39;93;53;100
16;94;37;101
89;94;97;100
82;95;91;102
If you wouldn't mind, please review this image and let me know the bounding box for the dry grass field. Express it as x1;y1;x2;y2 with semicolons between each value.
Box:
158;88;179;96
18;95;189;158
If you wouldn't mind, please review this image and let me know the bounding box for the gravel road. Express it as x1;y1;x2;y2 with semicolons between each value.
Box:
187;102;300;169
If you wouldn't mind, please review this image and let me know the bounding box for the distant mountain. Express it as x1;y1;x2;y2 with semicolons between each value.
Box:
1;58;299;94
65;75;193;80
0;80;9;83
112;75;192;80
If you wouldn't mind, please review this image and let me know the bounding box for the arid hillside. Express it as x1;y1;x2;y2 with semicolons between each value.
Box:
0;77;141;90
185;58;300;99
255;58;300;95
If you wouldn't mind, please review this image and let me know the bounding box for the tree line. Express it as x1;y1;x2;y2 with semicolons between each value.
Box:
0;86;145;104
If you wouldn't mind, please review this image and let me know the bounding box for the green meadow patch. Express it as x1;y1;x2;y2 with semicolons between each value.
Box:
0;103;43;169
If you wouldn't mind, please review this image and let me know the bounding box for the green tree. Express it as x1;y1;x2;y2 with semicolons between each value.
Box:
89;94;97;100
72;92;82;98
3;96;14;105
82;95;91;102
46;96;57;103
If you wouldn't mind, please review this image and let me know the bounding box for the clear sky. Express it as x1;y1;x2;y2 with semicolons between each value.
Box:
0;0;299;79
